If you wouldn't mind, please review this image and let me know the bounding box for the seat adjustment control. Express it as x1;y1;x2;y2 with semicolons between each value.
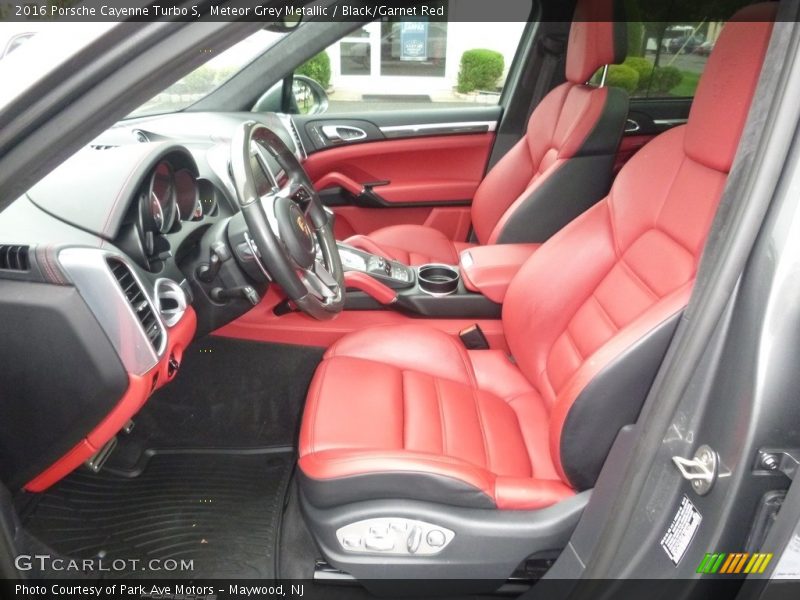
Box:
336;518;454;555
426;529;446;548
407;526;422;554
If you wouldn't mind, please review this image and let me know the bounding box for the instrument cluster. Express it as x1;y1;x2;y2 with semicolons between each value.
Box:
127;157;221;271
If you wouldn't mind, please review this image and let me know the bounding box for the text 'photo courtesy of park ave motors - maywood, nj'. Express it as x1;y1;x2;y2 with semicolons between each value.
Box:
14;583;305;598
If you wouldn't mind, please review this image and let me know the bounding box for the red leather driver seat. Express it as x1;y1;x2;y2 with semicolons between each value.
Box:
345;0;629;266
297;4;776;578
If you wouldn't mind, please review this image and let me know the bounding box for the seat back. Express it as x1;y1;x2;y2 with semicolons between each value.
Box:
471;0;628;246
502;4;777;489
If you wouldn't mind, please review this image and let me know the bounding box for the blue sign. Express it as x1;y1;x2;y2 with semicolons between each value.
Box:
400;21;428;62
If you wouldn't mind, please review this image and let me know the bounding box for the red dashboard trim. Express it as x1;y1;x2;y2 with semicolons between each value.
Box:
343;271;398;305
214;288;508;351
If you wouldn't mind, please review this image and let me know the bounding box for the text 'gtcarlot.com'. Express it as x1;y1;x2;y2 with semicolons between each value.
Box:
14;554;193;572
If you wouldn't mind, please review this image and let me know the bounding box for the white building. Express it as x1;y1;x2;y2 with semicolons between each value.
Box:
325;12;529;102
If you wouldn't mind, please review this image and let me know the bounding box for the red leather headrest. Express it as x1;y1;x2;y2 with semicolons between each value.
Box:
566;0;627;83
685;3;777;172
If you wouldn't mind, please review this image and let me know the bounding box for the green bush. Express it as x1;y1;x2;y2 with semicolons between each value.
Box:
650;66;683;94
606;64;639;94
457;49;504;94
182;67;216;93
623;56;654;91
296;51;331;89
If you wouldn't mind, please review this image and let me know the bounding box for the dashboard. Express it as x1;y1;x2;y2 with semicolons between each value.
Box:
0;110;302;490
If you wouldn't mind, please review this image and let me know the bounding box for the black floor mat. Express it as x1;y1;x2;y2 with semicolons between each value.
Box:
106;337;323;472
21;450;294;579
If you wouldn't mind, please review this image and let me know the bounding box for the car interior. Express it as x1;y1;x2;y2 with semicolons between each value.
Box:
1;0;799;596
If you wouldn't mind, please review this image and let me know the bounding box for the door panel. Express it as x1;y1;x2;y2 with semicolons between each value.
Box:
616;97;692;171
296;106;502;151
330;205;472;242
299;107;500;239
303;133;494;205
626;98;691;136
614;134;654;174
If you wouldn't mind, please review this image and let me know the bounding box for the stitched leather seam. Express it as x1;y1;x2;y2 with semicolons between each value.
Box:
308;359;329;455
619;255;660;300
591;292;620;331
563;328;584;360
449;335;478;387
504;395;537;478
649;225;697;264
557;85;603;159
400;370;407;451
471;387;491;471
654;151;688;227
434;376;447;457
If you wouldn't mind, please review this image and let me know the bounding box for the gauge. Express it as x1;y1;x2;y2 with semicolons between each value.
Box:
147;161;177;233
175;169;202;221
197;179;219;217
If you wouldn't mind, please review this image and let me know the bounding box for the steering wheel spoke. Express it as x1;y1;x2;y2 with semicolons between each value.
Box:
301;258;341;302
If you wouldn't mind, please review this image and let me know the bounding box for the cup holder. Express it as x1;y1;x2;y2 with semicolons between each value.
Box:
417;264;460;296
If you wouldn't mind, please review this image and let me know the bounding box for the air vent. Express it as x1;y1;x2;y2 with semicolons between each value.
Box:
132;129;150;143
0;245;30;271
106;258;163;351
90;144;118;150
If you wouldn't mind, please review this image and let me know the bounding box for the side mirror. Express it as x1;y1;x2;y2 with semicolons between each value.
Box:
253;75;329;115
292;75;329;115
263;16;302;33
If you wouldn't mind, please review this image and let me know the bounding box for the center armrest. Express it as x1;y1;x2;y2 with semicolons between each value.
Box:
459;244;540;303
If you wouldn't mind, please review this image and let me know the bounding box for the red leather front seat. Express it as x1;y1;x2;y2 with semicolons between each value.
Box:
345;0;629;266
299;6;775;514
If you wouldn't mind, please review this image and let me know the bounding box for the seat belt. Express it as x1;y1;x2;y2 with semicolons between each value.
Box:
528;34;567;121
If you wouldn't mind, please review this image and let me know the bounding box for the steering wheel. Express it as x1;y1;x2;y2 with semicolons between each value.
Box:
230;121;344;320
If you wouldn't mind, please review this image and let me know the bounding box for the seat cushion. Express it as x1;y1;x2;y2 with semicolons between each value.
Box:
345;225;474;266
298;324;574;510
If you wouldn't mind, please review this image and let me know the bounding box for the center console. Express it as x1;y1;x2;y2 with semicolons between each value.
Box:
338;244;414;289
337;243;501;318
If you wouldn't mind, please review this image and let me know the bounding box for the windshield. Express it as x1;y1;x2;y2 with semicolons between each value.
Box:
0;23;114;108
0;24;287;118
129;29;287;118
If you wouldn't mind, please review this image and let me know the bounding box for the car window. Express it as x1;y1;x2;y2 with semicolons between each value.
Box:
129;29;287;118
598;20;721;99
293;5;532;114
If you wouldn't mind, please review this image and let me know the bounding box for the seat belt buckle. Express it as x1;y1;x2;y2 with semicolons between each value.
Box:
459;324;490;350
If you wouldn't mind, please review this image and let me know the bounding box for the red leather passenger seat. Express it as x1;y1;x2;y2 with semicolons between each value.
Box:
345;0;629;265
299;5;776;511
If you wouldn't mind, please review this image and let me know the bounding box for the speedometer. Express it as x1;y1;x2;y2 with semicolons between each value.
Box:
147;161;177;233
175;169;202;221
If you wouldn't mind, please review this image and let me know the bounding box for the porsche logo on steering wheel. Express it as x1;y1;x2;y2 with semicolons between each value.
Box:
296;215;312;239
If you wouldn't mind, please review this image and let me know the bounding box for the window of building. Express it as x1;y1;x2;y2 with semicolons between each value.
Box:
296;1;532;113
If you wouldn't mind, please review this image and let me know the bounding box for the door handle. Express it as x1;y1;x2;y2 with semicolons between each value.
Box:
625;119;641;133
321;125;368;143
